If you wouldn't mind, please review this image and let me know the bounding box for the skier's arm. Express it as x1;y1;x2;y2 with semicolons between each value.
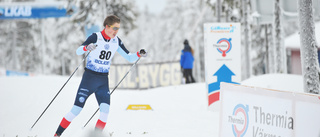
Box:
76;33;98;55
117;39;140;63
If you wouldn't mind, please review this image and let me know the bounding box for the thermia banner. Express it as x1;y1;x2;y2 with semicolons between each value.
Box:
204;23;242;110
219;82;320;137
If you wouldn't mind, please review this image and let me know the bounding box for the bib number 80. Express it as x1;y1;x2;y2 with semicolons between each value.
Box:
99;50;111;60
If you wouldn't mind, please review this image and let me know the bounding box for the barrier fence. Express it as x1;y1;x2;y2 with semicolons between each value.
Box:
1;61;183;89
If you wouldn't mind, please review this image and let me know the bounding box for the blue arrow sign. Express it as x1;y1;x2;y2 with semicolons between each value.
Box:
208;64;239;94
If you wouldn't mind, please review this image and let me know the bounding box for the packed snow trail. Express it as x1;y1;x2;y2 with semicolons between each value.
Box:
0;76;219;137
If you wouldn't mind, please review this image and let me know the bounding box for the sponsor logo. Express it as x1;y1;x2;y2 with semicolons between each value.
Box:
95;59;109;65
252;106;294;137
79;97;85;103
210;24;236;33
229;104;249;137
80;88;89;92
213;38;232;57
104;44;109;50
2;6;32;17
78;92;88;97
126;104;153;110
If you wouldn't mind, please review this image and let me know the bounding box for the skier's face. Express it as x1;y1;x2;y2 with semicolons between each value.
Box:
105;23;120;38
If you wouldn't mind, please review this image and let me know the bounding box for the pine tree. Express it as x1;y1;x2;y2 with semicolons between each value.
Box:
0;0;138;75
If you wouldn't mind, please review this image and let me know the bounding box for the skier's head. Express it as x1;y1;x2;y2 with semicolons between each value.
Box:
103;15;120;38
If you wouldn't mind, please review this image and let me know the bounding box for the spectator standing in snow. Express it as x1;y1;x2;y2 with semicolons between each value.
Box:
54;15;147;137
180;39;195;84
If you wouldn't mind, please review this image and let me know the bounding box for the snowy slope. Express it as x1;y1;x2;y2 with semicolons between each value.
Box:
0;74;304;137
0;76;219;137
241;73;303;93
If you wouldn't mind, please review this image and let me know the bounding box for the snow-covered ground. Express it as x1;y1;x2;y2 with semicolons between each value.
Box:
241;73;304;93
0;76;218;137
0;73;303;137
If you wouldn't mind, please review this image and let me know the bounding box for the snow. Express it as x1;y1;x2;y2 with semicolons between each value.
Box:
0;76;219;137
0;73;303;137
241;73;304;93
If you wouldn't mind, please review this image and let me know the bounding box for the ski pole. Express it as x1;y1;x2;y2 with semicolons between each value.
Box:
83;57;141;128
30;51;91;130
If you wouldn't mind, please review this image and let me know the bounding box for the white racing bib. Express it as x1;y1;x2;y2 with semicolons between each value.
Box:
86;33;119;73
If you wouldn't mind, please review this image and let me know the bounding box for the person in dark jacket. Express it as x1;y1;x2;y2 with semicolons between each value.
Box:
180;39;195;84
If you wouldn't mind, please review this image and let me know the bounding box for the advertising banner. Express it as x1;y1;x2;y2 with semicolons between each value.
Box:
109;61;182;89
0;2;69;19
219;82;320;137
204;23;242;110
126;104;153;110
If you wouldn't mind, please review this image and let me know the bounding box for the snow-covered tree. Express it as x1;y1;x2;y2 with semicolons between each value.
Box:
298;0;320;94
251;24;268;75
0;20;42;73
120;0;215;82
242;0;252;80
273;0;287;73
3;0;304;82
0;0;138;75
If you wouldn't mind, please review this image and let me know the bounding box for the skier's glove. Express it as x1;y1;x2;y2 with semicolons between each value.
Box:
84;43;97;51
138;49;147;57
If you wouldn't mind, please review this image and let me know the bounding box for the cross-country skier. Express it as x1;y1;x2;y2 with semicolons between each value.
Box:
54;15;147;137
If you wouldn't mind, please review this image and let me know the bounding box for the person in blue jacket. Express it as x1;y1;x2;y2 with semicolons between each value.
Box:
180;39;195;84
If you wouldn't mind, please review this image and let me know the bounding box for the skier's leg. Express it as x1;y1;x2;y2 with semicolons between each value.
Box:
94;79;110;130
55;105;82;136
54;70;96;136
190;69;196;83
185;69;192;83
183;69;189;83
95;102;110;130
55;89;94;136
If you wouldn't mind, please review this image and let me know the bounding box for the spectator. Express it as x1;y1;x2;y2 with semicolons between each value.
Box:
180;39;195;84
